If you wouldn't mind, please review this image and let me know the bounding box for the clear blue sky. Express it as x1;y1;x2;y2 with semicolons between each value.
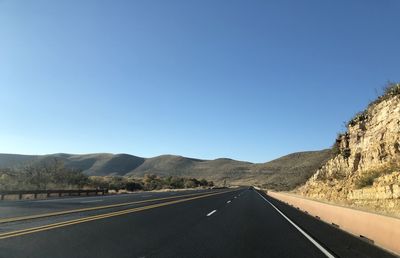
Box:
0;0;399;163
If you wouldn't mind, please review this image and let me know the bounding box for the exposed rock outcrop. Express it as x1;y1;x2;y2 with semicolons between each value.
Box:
300;84;400;217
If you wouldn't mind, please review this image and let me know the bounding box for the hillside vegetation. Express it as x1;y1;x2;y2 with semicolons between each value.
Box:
249;150;332;190
0;159;213;191
0;149;331;191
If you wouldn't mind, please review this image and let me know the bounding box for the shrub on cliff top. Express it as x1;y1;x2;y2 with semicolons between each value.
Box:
332;133;344;156
368;82;400;108
346;82;399;128
331;133;353;159
347;111;368;127
341;148;351;159
383;82;400;96
331;141;340;156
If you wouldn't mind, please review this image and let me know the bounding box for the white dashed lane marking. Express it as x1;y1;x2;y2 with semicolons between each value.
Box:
207;210;217;217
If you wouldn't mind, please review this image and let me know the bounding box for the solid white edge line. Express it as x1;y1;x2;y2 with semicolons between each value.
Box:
207;210;217;217
256;191;335;258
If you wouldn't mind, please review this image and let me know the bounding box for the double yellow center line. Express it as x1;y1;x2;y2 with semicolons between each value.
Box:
0;191;223;224
0;190;233;240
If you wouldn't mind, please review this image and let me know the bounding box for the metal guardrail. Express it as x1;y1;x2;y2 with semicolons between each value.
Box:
0;189;108;200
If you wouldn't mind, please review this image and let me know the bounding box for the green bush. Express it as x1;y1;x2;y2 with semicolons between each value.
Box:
0;162;215;191
383;82;400;96
0;159;89;191
355;162;400;189
125;182;143;191
331;133;351;159
347;111;368;127
355;171;380;189
346;82;399;129
331;133;344;156
342;148;351;159
368;82;400;108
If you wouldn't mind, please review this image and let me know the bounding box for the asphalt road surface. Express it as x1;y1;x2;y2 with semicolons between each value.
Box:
0;188;396;258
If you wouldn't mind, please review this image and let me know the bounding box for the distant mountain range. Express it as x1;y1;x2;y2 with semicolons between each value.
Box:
0;150;331;190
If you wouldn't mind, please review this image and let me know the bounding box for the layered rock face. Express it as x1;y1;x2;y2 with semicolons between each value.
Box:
348;172;400;200
300;87;400;216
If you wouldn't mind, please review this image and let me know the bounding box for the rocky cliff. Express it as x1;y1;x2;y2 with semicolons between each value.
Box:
300;83;400;217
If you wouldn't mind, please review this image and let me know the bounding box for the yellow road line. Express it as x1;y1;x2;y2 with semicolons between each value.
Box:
0;190;220;224
0;190;234;240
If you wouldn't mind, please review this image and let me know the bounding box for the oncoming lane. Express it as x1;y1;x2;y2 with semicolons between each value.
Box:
0;188;395;258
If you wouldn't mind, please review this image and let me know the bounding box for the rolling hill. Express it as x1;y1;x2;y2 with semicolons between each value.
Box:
0;150;331;190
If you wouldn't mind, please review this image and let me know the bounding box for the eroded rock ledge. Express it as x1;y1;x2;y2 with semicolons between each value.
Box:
300;84;400;217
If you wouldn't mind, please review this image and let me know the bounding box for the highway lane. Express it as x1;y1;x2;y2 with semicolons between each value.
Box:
260;192;397;258
0;189;237;237
0;188;396;258
0;189;217;221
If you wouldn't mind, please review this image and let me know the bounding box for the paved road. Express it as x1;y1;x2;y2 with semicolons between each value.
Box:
0;189;213;219
0;188;396;258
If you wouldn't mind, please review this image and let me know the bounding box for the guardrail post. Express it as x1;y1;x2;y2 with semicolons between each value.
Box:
0;189;107;201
